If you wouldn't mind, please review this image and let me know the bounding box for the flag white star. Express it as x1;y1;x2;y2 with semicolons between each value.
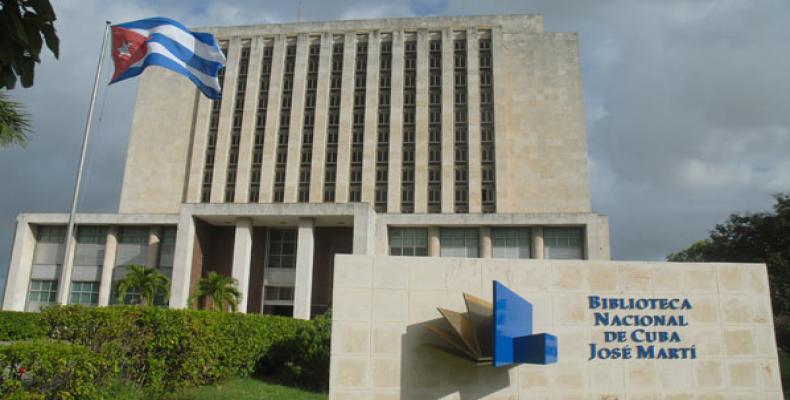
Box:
117;41;131;57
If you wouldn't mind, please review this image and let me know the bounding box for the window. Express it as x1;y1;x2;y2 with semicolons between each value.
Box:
33;225;65;265
28;279;57;304
267;229;297;269
389;228;428;256
116;227;148;266
440;228;479;258
492;228;531;259
544;228;584;260
69;281;99;305
158;228;176;267
264;286;294;302
75;226;106;266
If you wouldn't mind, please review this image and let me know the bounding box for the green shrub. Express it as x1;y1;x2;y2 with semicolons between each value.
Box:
0;339;109;399
40;305;324;394
259;311;331;391
0;312;45;341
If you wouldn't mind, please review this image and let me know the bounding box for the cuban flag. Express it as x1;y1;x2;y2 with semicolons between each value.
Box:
110;17;226;99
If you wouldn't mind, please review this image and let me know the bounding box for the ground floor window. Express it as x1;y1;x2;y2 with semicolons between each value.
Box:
492;227;531;259
263;305;293;316
267;229;297;269
69;281;99;305
263;284;294;316
544;227;584;259
28;279;57;304
264;286;294;302
440;228;479;258
389;228;428;256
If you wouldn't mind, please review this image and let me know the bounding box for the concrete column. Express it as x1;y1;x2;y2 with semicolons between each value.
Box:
293;218;315;320
414;29;429;213
145;226;161;268
440;29;455;213
231;218;253;313
479;227;492;258
284;34;310;203
235;37;265;203
259;35;287;203
352;206;376;255
531;226;544;260
98;226;118;306
170;213;196;309
185;91;214;203
56;228;77;305
210;37;242;203
360;32;381;204
466;28;482;213
334;33;357;203
490;27;509;212
309;33;333;203
386;31;404;212
427;226;441;257
2;220;36;311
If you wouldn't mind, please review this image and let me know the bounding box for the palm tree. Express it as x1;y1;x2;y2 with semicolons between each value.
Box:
190;271;242;312
0;93;31;147
115;264;170;306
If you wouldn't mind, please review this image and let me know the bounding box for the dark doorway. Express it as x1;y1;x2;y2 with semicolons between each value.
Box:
312;227;353;316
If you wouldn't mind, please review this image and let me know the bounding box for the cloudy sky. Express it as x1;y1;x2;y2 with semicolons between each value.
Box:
2;0;789;294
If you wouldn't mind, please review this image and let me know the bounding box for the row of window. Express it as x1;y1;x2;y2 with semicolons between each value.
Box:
388;227;583;259
28;226;177;308
203;33;496;209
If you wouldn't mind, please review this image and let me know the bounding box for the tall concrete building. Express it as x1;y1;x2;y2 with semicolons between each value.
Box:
2;14;609;318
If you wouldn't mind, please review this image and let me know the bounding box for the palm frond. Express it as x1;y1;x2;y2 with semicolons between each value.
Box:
0;92;31;147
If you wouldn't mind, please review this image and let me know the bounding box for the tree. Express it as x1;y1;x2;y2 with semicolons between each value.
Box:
0;0;58;148
115;264;170;306
0;0;59;89
190;271;242;312
668;193;790;353
0;91;30;146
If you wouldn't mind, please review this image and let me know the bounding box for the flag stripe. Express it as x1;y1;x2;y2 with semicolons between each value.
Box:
114;17;215;46
128;24;225;64
115;53;221;99
145;33;224;77
121;41;222;95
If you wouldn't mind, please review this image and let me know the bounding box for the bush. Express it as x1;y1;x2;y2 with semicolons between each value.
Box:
0;312;45;341
260;311;331;390
0;339;109;399
39;305;325;394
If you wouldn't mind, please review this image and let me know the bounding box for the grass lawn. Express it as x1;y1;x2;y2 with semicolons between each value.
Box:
105;378;327;400
174;378;326;400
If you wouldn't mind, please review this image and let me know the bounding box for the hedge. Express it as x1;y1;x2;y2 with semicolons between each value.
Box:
0;339;110;400
39;306;330;394
0;312;46;341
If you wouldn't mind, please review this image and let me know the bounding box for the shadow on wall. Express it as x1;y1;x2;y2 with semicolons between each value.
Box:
401;318;513;400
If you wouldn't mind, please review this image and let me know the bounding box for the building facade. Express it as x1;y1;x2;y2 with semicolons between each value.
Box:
2;14;610;318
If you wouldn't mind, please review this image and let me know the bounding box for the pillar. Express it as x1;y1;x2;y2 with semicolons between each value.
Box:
231;218;253;313
531;226;544;260
98;226;118;306
2;221;36;311
170;213;196;309
479;227;492;258
145;226;161;268
56;227;77;305
293;218;315;320
413;29;429;213
428;226;441;257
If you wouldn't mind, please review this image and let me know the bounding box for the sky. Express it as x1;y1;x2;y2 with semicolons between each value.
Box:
2;0;789;296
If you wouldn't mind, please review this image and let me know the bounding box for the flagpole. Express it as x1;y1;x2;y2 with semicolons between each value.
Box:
57;21;112;305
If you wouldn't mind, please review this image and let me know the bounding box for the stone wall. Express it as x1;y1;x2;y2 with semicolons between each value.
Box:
329;255;784;399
